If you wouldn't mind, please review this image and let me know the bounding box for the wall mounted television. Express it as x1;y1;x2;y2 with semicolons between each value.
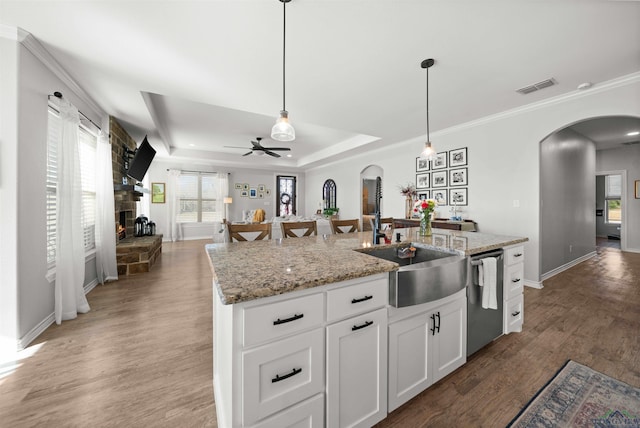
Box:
127;136;156;182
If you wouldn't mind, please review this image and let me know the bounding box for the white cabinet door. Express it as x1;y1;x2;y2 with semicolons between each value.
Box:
326;308;387;428
432;296;467;383
388;313;431;412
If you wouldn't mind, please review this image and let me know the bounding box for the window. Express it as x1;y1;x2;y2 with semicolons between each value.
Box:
276;175;297;216
46;106;97;266
605;174;621;224
177;173;222;222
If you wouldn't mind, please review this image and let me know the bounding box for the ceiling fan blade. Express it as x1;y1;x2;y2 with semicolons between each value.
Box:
264;150;281;158
224;145;252;149
242;151;253;156
263;147;291;151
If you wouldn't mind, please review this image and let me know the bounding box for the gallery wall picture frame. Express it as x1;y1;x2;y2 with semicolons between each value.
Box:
636;180;640;199
432;170;447;188
416;156;430;172
242;183;249;191
265;189;271;196
151;182;166;204
258;192;264;199
249;188;257;198
258;184;266;192
449;167;468;186
431;152;447;170
240;190;249;197
448;147;468;167
450;188;468;206
432;189;448;206
432;233;448;248
417;191;430;200
234;183;243;190
452;236;468;251
416;173;430;189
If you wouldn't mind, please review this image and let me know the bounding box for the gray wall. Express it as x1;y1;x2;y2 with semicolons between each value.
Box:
596;144;640;251
540;128;596;275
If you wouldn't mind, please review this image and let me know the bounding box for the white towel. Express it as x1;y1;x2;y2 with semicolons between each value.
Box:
481;257;498;310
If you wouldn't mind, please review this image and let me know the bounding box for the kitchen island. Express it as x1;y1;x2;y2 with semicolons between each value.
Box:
207;228;528;427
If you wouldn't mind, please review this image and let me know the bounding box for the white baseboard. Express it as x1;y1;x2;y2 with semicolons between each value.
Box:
18;278;99;350
540;251;597;282
524;280;543;289
623;247;640;254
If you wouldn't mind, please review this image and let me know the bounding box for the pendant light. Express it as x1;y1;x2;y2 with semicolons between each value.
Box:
271;0;295;142
420;58;435;159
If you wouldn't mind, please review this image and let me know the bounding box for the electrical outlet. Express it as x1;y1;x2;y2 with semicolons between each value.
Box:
569;245;573;253
513;199;520;208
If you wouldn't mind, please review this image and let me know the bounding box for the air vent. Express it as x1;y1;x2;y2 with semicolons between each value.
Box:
622;140;640;146
516;78;557;95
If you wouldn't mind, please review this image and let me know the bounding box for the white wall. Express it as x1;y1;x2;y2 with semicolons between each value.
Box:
597;144;640;251
305;75;640;284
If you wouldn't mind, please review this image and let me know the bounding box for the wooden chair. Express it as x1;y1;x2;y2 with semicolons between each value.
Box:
330;218;361;234
368;217;394;231
281;221;317;238
228;223;272;242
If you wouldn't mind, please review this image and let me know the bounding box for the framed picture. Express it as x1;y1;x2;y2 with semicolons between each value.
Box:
258;192;264;199
258;184;266;192
432;152;447;170
242;183;249;191
234;183;243;190
249;188;257;198
449;147;468;167
417;191;430;200
432;171;447;187
636;180;640;199
452;236;468;251
450;188;468;206
432;189;448;206
151;182;165;204
416;156;430;172
432;233;448;247
449;168;468;186
240;190;249;197
416;173;430;189
265;189;271;196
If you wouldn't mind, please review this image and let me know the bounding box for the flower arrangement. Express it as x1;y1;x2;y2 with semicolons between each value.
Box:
398;183;417;198
413;198;437;236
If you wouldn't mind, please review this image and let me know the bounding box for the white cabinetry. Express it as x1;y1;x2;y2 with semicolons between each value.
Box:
503;245;524;333
387;289;466;412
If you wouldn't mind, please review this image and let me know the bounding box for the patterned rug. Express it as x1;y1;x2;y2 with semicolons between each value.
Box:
508;360;640;427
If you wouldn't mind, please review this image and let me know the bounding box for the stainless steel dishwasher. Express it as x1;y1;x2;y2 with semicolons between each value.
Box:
467;249;504;356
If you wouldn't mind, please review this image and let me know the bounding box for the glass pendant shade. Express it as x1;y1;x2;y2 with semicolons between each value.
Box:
421;141;435;159
271;110;295;142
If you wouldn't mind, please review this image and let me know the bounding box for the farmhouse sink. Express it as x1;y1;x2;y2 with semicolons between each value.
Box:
358;244;467;307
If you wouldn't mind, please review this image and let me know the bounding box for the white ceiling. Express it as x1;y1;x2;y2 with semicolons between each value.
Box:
2;0;639;169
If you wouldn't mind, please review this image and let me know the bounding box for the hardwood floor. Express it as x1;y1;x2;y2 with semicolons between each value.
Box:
0;241;638;427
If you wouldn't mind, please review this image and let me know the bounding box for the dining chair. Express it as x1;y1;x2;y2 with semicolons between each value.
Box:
228;223;272;242
281;221;318;238
369;217;394;231
330;218;361;234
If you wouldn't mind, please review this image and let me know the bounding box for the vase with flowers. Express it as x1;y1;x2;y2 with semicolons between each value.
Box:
399;183;417;219
413;198;437;236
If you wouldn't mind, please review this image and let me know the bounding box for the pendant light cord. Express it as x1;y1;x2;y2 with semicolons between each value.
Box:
426;65;429;142
282;0;287;112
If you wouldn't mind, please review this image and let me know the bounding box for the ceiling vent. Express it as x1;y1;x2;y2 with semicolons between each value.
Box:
622;140;640;146
516;78;557;95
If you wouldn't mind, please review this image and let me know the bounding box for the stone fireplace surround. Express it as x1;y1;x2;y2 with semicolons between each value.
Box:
111;117;161;274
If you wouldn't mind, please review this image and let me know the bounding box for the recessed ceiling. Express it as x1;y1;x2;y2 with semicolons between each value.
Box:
2;0;639;169
569;116;640;150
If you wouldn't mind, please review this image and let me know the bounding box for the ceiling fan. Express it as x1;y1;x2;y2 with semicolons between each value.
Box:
225;137;291;158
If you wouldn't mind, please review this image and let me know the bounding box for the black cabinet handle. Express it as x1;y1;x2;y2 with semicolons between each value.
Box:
430;314;436;335
436;311;441;333
514;253;523;258
512;310;521;317
351;295;373;304
352;320;373;331
272;368;302;383
273;313;304;325
512;278;521;283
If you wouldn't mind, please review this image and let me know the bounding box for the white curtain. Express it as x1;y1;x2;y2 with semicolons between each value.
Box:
54;100;90;324
166;169;181;242
95;131;118;284
217;172;229;218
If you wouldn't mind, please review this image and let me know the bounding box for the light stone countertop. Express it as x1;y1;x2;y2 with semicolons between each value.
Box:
206;228;528;305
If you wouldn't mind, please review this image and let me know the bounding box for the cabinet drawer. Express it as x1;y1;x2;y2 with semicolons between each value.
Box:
504;294;524;334
504;263;524;301
243;293;324;347
504;245;525;266
326;277;388;323
249;393;324;428
242;328;324;426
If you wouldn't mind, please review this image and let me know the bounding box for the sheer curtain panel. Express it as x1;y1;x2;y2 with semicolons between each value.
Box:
167;169;181;242
54;99;90;324
95;131;118;283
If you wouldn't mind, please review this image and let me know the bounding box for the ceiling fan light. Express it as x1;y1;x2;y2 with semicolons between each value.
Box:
271;110;295;141
421;141;435;160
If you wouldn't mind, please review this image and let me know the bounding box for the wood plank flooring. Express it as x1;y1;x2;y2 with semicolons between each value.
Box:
0;240;638;427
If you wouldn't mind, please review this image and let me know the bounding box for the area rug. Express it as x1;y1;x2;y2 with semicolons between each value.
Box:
508;360;640;427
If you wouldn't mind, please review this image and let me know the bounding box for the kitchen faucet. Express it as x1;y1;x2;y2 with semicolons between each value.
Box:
372;176;385;245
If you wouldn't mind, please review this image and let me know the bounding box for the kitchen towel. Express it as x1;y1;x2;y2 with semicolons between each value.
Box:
481;257;498;310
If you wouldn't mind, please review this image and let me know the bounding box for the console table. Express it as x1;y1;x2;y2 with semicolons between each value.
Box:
394;218;477;232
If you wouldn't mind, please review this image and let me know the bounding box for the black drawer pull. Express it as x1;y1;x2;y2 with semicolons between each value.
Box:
435;311;441;333
430;314;436;335
273;313;304;325
352;320;373;331
513;253;523;258
512;278;521;283
351;295;373;304
272;368;302;383
512;310;521;317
